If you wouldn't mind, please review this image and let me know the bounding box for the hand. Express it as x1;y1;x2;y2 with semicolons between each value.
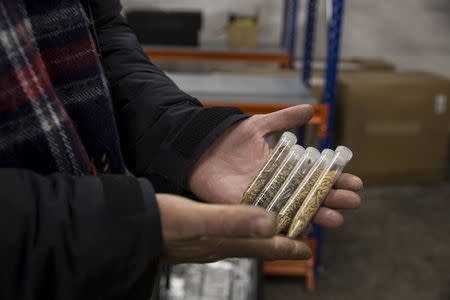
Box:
188;105;363;229
157;194;311;264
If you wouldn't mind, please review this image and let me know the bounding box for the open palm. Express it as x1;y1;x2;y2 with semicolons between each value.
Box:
188;105;363;229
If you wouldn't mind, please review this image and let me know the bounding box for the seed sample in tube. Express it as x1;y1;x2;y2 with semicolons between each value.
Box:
266;147;320;214
275;149;335;233
288;146;353;239
241;132;297;205
253;145;305;209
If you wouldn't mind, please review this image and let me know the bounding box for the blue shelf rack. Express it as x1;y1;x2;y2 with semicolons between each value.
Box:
283;0;346;272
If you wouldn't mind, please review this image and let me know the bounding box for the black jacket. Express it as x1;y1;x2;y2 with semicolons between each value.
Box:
0;0;247;299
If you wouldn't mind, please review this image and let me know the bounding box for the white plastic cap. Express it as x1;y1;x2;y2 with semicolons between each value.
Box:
321;148;334;156
290;144;306;158
280;131;297;145
320;148;335;164
336;146;353;162
305;147;320;161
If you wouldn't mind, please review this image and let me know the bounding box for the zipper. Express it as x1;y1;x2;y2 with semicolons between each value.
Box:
83;0;102;56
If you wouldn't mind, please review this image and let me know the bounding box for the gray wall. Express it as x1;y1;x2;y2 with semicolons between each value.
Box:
122;0;450;77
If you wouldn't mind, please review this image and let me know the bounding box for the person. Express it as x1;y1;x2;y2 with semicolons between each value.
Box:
0;0;363;299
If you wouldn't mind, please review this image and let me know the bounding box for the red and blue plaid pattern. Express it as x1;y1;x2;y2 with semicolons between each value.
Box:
0;0;125;175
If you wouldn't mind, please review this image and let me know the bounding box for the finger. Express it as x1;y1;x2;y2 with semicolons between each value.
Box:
197;204;277;238
218;235;312;261
335;173;363;191
257;105;314;134
311;207;344;228
301;224;314;237
322;189;361;209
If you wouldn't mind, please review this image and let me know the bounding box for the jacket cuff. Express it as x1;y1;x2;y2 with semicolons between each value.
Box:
145;107;249;193
79;175;161;299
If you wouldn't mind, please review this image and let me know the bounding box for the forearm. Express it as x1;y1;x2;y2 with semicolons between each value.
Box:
91;0;248;193
0;169;160;299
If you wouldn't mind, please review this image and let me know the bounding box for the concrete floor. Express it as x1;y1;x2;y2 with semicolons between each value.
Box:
264;183;450;300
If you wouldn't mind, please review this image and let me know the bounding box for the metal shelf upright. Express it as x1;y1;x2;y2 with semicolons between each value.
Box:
265;0;345;289
321;0;345;149
283;0;299;68
300;0;346;273
301;0;318;86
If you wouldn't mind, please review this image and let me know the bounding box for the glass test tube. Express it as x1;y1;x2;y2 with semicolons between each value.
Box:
266;147;320;214
288;146;353;239
241;132;297;205
275;149;335;233
253;145;305;209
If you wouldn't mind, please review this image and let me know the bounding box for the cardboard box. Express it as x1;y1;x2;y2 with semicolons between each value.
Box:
346;58;395;71
211;58;396;102
227;17;259;49
335;71;450;184
212;58;395;77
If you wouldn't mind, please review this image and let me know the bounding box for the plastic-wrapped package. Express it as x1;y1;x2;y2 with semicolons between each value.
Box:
252;145;305;208
184;265;204;300
228;259;254;300
275;149;335;233
241;132;297;205
266;147;320;214
201;261;233;300
288;146;353;238
161;259;258;300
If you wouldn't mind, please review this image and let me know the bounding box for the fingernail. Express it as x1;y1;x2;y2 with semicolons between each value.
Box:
303;105;315;118
299;249;312;260
353;176;364;190
292;242;312;260
251;217;276;238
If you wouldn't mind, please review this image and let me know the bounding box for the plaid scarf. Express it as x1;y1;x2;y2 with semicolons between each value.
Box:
0;0;125;175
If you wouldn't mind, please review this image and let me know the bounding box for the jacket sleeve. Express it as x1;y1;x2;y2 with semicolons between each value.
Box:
90;0;249;193
0;169;161;300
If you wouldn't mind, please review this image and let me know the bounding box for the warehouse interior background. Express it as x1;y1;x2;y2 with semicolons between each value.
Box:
121;0;450;299
123;0;450;77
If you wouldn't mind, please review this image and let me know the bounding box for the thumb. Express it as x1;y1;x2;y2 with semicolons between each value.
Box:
196;204;277;238
157;194;276;240
258;104;314;134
